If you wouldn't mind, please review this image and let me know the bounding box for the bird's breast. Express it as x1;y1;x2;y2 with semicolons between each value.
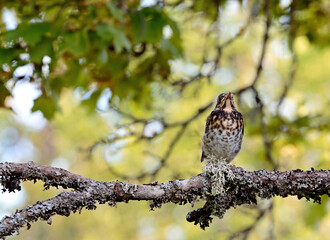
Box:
202;112;243;162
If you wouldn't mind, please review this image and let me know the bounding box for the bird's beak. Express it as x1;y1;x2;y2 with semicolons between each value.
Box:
224;92;232;110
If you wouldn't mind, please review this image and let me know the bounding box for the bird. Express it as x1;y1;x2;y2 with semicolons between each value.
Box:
201;92;244;163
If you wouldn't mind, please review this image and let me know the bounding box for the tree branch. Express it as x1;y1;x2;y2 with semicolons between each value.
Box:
1;162;330;237
0;161;91;191
90;101;213;180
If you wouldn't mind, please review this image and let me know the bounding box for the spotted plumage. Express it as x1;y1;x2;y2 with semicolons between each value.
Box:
201;92;244;163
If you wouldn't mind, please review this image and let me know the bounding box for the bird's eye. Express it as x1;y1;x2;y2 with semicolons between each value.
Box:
217;94;225;102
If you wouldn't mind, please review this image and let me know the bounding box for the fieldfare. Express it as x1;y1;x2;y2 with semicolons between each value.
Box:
201;92;244;163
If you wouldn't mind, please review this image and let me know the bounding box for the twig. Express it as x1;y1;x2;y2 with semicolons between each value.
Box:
255;91;277;168
229;201;273;240
136;124;188;180
172;0;256;91
236;0;271;96
229;208;266;240
276;0;298;115
97;101;214;180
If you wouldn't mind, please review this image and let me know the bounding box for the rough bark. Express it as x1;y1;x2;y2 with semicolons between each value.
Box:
0;161;330;238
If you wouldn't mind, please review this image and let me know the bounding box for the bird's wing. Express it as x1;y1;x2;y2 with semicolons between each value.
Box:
201;151;206;162
204;111;213;132
239;112;244;136
242;120;244;135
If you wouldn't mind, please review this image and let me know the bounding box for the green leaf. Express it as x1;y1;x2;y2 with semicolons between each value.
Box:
96;23;131;53
98;48;108;64
113;31;131;53
0;48;22;65
81;89;102;113
167;17;181;39
107;3;125;21
50;60;90;91
3;22;50;47
104;53;129;77
30;38;54;63
32;95;58;120
61;31;89;56
160;39;182;58
192;0;220;21
96;23;114;41
132;7;167;44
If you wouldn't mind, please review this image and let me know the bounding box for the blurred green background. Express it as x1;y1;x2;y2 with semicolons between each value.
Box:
0;0;329;239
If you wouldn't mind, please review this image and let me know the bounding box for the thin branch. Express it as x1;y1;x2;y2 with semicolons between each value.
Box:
88;133;137;157
88;0;267;181
136;124;188;180
276;0;298;116
109;106;149;124
171;0;256;91
229;208;266;240
229;201;273;240
276;54;297;116
234;0;276;167
217;0;257;50
99;101;214;180
255;91;277;168
236;0;271;95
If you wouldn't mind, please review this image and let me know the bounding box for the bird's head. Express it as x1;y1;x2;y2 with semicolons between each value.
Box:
215;92;236;111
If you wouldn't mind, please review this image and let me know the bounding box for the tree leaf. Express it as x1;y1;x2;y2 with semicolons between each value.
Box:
0;48;22;65
3;22;50;47
132;7;167;44
49;60;90;92
61;31;89;57
96;23;131;53
107;3;125;21
96;23;114;41
104;53;129;77
30;38;54;64
32;95;58;120
81;89;102;113
160;39;182;58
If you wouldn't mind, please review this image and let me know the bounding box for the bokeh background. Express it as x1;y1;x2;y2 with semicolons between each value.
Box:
0;0;329;239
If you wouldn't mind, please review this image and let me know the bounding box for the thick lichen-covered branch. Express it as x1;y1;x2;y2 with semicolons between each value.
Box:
0;162;205;238
187;166;330;229
0;161;92;191
1;162;330;237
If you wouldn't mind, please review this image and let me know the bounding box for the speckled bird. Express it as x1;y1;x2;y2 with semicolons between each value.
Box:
201;92;244;163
